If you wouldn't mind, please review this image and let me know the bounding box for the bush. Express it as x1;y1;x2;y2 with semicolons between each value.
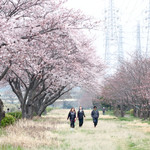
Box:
46;107;53;113
130;109;134;116
118;116;137;121
8;112;22;120
0;114;15;127
42;107;53;116
125;111;130;115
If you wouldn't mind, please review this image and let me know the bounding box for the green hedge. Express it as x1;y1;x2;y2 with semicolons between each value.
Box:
42;107;53;115
129;109;134;116
0;114;15;127
46;107;53;112
8;112;22;120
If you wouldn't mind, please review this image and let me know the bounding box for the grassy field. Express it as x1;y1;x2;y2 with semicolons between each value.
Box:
0;109;150;150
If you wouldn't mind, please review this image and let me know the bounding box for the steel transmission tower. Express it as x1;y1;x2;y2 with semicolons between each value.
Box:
145;0;150;56
118;25;124;63
136;22;142;57
104;0;121;65
105;30;110;62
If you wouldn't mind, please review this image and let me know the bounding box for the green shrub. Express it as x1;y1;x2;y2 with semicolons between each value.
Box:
46;107;53;113
8;112;22;120
42;107;53;116
125;111;130;115
118;117;131;121
130;109;134;116
0;114;15;127
118;116;137;121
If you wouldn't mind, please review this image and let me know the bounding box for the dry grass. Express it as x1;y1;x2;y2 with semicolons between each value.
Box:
127;121;150;133
49;109;150;150
0;109;150;150
0;118;59;149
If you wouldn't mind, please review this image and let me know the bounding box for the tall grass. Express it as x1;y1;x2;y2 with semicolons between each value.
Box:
0;109;150;150
0;118;58;149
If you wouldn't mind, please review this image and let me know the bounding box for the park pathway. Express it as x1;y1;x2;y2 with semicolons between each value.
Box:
0;109;150;150
48;109;150;150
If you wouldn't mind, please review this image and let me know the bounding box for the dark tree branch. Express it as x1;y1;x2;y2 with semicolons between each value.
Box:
0;61;12;80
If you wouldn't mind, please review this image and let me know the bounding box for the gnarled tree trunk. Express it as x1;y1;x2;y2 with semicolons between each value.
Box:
9;72;72;119
0;99;5;124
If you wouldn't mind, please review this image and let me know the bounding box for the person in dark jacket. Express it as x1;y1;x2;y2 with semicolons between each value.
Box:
77;106;85;127
67;107;76;128
102;107;106;115
91;106;99;127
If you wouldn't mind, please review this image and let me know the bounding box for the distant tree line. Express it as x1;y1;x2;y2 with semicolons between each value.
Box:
101;54;150;119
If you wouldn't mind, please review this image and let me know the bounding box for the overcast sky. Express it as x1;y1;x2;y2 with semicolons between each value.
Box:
66;0;149;60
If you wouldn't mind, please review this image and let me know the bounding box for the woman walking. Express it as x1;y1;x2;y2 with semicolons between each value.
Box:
77;106;85;127
67;107;76;128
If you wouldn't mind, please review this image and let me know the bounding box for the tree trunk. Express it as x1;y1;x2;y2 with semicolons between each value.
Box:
22;104;34;119
134;108;138;117
0;99;5;124
109;105;112;111
37;105;45;117
120;104;125;117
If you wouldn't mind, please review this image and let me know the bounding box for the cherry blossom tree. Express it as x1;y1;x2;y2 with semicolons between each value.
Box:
0;0;44;80
7;32;103;118
101;54;150;119
1;0;104;118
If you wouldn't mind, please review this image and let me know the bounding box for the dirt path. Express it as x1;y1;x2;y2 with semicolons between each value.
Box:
0;109;150;150
48;109;150;150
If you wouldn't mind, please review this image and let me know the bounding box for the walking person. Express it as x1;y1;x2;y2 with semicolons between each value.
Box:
67;107;76;128
7;108;10;113
77;106;85;127
91;106;99;127
102;107;106;115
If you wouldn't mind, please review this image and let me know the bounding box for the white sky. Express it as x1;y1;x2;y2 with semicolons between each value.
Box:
66;0;149;60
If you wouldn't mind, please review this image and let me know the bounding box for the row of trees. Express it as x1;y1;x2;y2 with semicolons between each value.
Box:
101;54;150;119
0;0;104;119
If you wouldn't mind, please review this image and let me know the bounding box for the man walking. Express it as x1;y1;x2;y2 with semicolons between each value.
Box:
91;106;99;127
102;107;106;115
